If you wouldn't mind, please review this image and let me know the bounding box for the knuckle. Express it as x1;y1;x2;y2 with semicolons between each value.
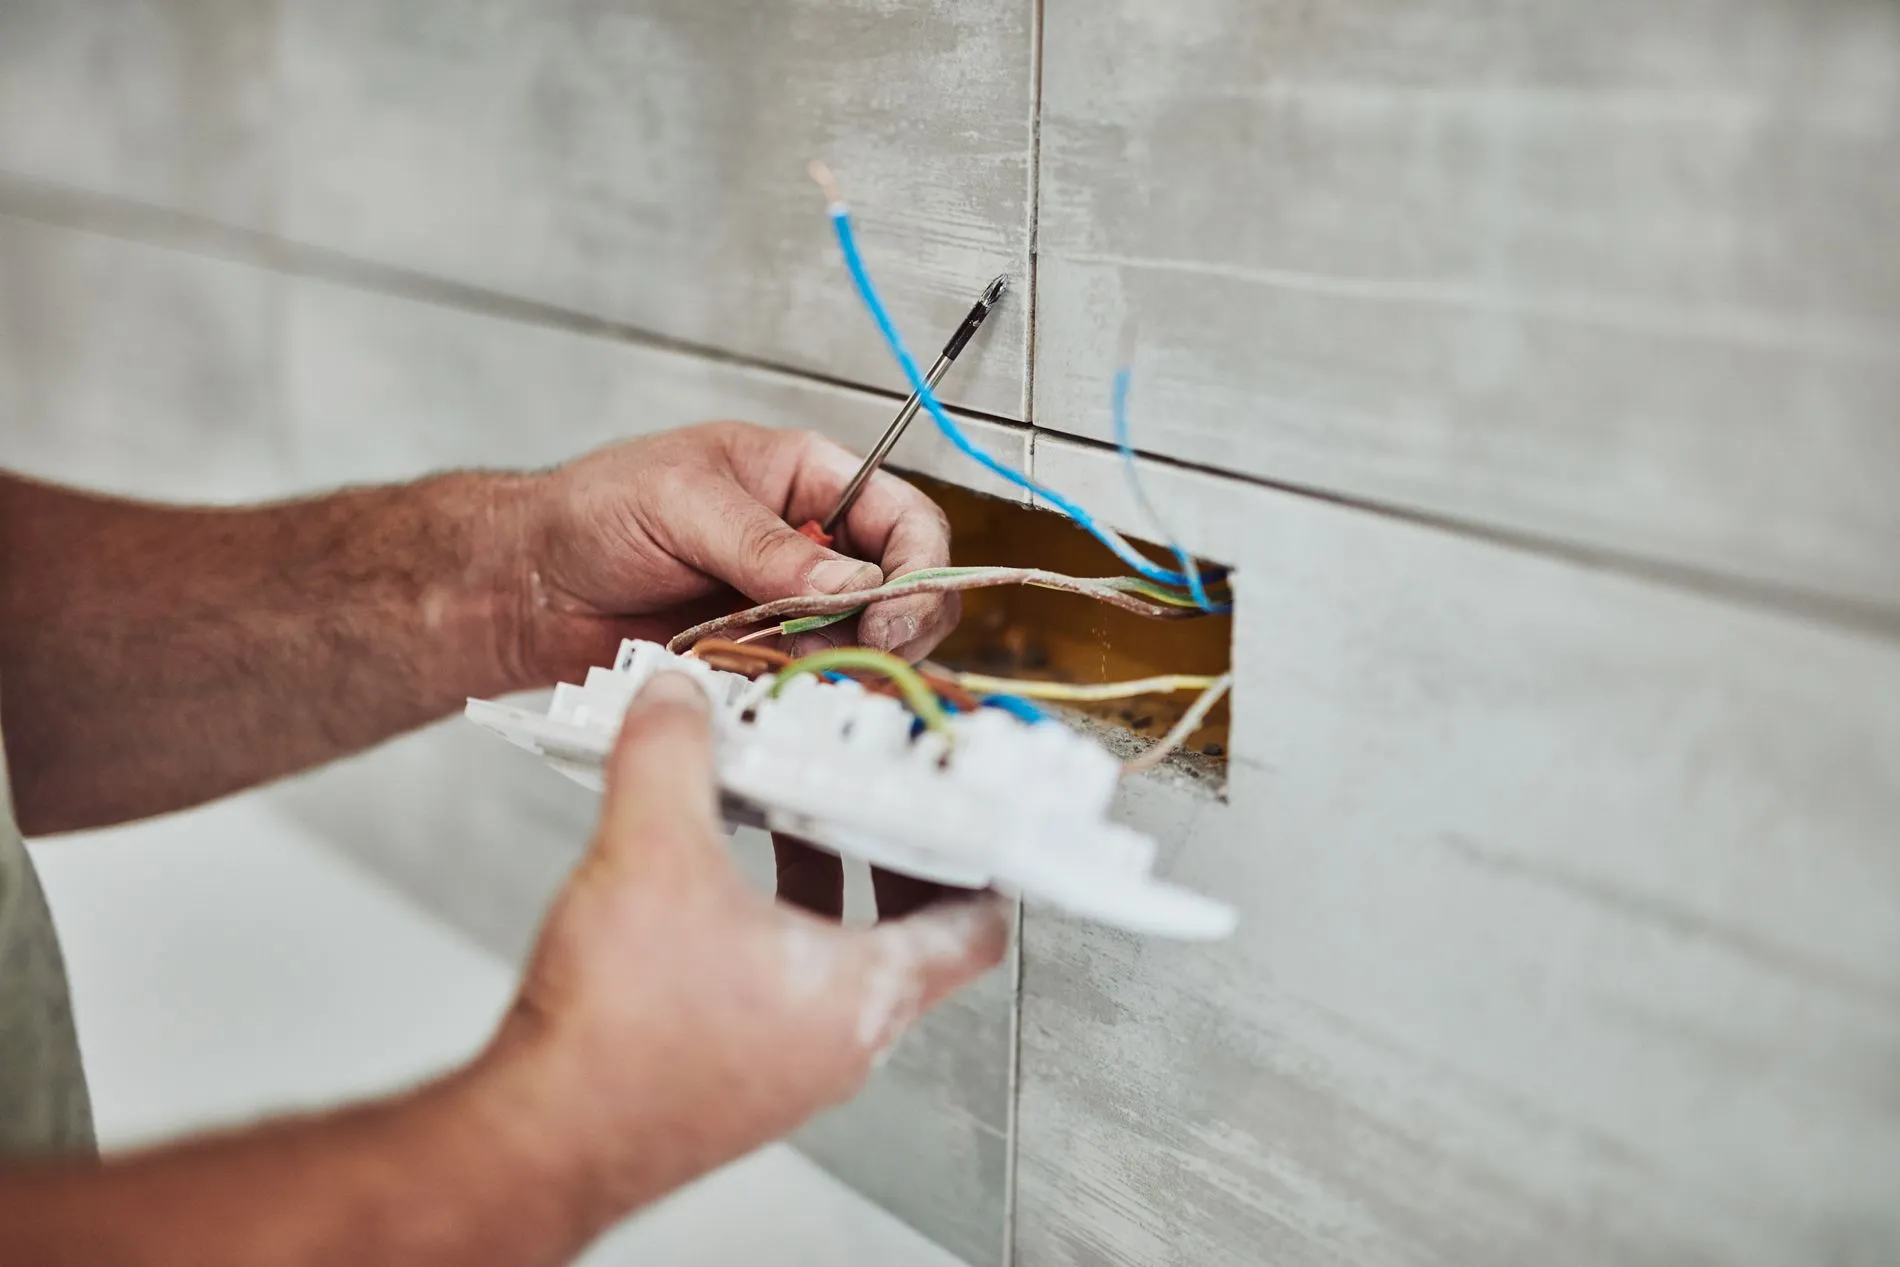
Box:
796;429;860;475
735;511;795;564
794;427;850;460
882;469;945;518
720;419;768;444
694;420;757;466
767;426;821;466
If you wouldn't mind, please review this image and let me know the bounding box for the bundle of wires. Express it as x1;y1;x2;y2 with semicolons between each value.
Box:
675;165;1236;776
690;640;1231;774
808;161;1230;617
666;564;1214;653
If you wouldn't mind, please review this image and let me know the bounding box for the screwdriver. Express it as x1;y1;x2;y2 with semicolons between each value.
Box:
798;273;1009;547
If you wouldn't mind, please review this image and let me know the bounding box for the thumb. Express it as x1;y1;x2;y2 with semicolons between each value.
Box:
594;671;721;870
846;895;1014;1056
684;481;883;605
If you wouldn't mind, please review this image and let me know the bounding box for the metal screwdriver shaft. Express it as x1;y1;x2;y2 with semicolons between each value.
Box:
817;273;1009;538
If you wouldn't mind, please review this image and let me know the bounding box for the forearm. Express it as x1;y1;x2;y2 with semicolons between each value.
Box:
0;471;538;834
0;1049;617;1267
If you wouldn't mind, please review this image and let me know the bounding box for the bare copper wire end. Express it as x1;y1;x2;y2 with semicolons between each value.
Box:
808;159;844;206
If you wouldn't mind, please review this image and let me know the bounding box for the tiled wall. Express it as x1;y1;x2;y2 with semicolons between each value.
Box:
4;4;1898;1265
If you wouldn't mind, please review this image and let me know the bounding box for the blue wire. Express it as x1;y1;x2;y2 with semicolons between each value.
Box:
979;693;1049;725
1110;368;1218;612
824;203;1201;593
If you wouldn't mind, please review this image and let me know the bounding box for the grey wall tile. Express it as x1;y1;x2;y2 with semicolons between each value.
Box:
277;0;1034;419
283;272;1028;500
0;1;1037;420
0;0;275;226
1034;0;1900;615
0;214;289;501
1014;436;1900;1266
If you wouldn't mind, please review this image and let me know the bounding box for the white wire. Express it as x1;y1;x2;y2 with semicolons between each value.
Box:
1122;674;1233;775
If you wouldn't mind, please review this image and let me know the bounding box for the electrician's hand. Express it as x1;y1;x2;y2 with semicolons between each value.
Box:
486;672;1010;1223
509;422;958;682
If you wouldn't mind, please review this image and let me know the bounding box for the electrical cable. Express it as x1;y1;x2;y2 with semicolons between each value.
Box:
1100;575;1228;609
950;672;1223;703
1122;674;1233;775
1111;367;1217;612
978;693;1049;724
666;566;1211;654
688;639;794;677
773;569;1226;641
809;161;1216;601
775;567;995;638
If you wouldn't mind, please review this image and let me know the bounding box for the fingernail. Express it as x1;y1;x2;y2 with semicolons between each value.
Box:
636;670;707;713
808;558;883;595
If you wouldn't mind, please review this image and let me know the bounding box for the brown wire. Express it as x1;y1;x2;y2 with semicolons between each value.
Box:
691;639;793;678
917;668;981;713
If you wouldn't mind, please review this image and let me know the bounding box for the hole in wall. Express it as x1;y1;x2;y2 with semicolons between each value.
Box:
899;472;1233;784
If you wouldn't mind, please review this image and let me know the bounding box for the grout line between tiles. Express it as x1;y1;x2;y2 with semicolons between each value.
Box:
1019;0;1047;433
1005;0;1044;1213
1035;428;1900;645
1002;897;1027;1267
0;170;1020;426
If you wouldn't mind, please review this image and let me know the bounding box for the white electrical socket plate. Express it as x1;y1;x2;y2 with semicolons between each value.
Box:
464;640;1236;940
